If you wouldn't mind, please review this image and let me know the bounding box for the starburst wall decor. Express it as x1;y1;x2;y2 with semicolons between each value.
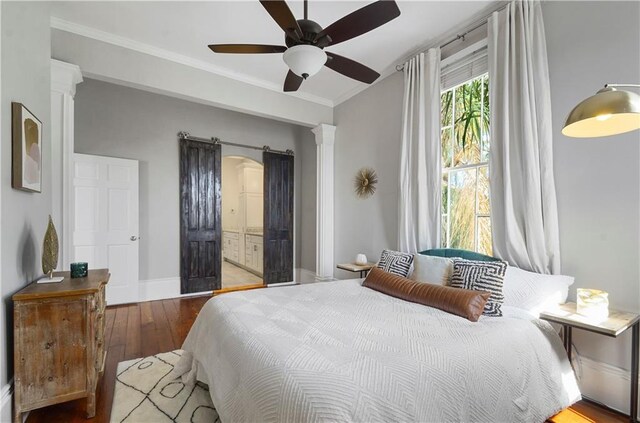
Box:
354;168;378;199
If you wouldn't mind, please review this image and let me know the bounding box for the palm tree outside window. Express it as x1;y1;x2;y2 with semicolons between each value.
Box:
440;74;491;255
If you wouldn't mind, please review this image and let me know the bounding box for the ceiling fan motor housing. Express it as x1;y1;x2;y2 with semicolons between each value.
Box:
285;19;330;48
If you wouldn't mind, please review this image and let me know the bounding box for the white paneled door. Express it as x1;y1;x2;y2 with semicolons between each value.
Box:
72;154;139;305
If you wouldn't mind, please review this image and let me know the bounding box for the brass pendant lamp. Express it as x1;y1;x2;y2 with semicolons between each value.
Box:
562;84;640;138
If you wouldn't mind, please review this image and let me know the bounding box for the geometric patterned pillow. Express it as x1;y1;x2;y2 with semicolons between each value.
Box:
377;249;414;277
450;258;508;317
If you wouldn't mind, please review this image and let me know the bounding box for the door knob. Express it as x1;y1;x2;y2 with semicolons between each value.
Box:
130;236;138;241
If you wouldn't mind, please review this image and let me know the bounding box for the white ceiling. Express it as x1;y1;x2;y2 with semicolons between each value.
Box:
50;1;496;105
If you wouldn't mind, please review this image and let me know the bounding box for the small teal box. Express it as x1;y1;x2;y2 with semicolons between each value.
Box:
70;262;88;278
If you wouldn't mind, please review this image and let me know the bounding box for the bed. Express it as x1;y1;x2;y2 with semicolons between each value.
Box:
175;252;581;423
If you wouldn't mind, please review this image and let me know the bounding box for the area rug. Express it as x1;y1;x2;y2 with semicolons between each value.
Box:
110;350;219;423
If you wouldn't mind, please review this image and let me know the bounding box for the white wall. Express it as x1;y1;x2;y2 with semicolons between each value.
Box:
0;0;52;403
333;72;404;279
74;78;317;284
543;0;640;408
333;0;639;412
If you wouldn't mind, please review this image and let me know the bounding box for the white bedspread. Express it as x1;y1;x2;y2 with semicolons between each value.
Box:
175;280;580;423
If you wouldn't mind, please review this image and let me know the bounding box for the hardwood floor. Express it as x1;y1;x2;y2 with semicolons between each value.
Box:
25;294;629;423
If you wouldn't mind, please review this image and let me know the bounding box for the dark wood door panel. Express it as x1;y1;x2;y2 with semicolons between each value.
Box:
180;139;222;293
263;152;294;284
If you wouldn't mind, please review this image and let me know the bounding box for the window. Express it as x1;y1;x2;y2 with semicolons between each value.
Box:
440;73;491;255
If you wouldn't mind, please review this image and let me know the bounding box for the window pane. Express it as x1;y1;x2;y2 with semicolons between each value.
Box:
441;214;448;248
442;172;449;212
441;90;453;127
453;82;482;166
440;74;491;254
478;166;490;214
441;129;452;168
478;216;492;256
441;173;449;247
448;169;476;251
481;75;490;162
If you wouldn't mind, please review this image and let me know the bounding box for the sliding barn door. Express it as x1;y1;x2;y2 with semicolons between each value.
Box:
263;152;294;284
179;139;222;293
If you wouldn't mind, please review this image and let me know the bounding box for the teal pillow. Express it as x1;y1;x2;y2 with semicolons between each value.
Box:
418;248;501;263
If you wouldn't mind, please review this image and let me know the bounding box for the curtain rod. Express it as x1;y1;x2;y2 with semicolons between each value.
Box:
395;2;507;72
177;131;294;156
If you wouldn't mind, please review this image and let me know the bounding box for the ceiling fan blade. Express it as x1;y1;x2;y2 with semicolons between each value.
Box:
318;0;401;46
325;52;380;84
284;70;304;92
208;44;287;54
259;0;302;40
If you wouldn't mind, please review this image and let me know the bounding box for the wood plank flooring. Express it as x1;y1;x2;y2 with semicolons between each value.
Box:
24;294;628;423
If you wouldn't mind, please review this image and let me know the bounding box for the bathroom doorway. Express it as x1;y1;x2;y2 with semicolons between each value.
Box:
221;156;264;289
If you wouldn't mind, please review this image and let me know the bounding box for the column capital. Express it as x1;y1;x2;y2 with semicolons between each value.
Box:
51;59;83;97
312;123;336;146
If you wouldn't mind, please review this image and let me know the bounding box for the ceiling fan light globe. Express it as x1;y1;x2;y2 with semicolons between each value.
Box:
283;45;327;79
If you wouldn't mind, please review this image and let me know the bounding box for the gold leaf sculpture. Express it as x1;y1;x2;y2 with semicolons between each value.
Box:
354;168;378;199
42;215;59;278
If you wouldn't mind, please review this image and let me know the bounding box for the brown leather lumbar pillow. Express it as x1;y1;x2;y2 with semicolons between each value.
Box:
363;267;490;322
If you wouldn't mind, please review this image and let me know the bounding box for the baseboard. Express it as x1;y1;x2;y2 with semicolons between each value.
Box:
139;268;318;302
0;380;12;423
576;354;637;416
295;268;323;284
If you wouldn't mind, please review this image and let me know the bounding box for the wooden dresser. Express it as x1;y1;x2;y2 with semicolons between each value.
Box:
12;269;109;423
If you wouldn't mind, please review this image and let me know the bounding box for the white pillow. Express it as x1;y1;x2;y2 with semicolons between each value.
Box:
410;254;453;285
502;266;574;315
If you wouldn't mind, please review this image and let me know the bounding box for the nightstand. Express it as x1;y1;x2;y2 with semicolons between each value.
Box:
540;302;639;423
336;263;376;278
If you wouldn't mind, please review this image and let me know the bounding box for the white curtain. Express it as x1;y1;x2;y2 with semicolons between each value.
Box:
488;0;561;274
398;48;441;253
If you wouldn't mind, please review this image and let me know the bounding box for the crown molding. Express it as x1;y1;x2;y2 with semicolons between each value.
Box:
50;17;334;108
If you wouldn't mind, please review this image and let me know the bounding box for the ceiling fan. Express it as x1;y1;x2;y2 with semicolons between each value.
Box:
208;0;401;92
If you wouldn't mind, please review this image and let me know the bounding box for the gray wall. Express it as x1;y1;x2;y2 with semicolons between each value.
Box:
333;72;404;279
333;0;639;376
299;131;316;272
74;78;316;282
0;1;51;387
544;1;640;371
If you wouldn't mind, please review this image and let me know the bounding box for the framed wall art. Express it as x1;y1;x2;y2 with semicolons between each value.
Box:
12;102;42;192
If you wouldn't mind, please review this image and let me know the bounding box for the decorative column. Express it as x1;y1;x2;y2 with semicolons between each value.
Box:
51;59;83;269
311;123;336;281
